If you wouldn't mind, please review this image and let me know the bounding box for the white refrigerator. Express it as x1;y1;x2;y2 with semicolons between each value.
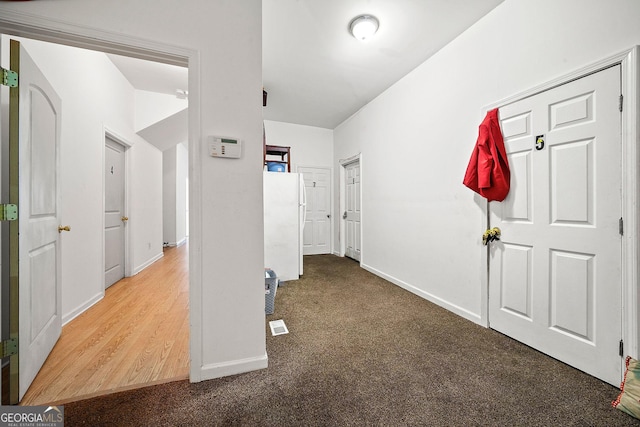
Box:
263;172;306;281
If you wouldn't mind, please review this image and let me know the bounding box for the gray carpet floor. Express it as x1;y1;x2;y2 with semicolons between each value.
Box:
65;254;639;426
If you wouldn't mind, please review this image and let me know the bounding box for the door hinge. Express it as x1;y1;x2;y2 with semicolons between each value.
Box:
619;217;624;236
619;94;624;112
619;339;624;357
1;338;17;358
1;67;18;88
0;204;18;221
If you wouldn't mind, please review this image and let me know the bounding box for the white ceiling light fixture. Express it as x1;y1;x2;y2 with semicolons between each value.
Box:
349;15;379;41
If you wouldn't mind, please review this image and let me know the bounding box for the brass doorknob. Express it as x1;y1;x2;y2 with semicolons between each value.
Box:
482;227;501;245
58;225;71;233
121;216;129;222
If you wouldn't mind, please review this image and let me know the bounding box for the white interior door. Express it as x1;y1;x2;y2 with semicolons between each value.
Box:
14;40;63;401
104;137;126;288
489;65;622;385
344;161;361;261
299;167;331;255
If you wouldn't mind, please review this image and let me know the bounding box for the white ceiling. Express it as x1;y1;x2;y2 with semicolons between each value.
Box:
107;54;188;96
263;0;504;129
109;0;505;130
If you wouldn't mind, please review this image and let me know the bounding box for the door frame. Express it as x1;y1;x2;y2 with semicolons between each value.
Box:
103;128;132;283
0;12;204;382
339;153;362;262
297;165;333;256
480;47;640;361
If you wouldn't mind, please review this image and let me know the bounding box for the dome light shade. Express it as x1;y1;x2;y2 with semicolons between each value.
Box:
350;15;379;41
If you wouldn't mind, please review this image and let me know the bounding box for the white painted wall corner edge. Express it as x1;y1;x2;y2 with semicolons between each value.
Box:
194;354;268;383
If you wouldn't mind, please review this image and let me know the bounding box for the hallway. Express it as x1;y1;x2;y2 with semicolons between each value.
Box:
20;244;189;406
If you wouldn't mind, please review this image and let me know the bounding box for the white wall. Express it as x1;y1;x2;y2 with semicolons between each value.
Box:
0;0;265;381
176;142;188;243
333;0;640;323
163;147;178;245
127;137;163;276
163;143;188;247
135;90;188;132
263;120;333;171
0;36;164;323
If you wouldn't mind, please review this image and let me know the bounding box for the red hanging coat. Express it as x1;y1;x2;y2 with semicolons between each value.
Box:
463;108;510;202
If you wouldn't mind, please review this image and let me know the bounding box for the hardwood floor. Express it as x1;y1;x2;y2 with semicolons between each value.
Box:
20;244;190;406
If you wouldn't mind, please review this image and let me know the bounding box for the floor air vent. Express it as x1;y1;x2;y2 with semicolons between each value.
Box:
269;319;289;336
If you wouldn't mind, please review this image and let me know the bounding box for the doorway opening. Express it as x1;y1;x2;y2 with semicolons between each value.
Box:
0;29;193;403
339;154;362;262
105;134;128;289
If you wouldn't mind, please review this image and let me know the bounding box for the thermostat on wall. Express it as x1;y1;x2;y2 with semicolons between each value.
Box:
208;136;242;158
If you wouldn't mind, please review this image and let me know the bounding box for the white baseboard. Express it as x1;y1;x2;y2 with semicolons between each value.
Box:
165;237;187;248
195;354;268;382
361;263;482;326
62;292;103;326
133;251;164;276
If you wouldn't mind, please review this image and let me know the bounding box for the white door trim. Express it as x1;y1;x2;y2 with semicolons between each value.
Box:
480;46;639;361
0;11;205;382
103;128;131;281
339;153;362;262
